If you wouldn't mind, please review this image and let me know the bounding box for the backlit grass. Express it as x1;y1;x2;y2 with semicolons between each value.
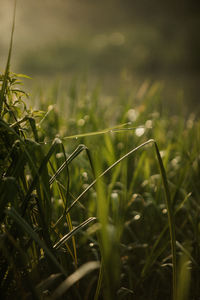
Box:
0;2;200;300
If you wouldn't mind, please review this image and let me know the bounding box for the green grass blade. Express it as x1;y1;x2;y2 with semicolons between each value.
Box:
176;241;198;268
51;261;100;299
0;119;54;248
36;273;62;295
94;261;103;300
59;138;177;299
49;144;94;185
53;217;96;250
65;139;154;214
61;122;133;139
28;117;39;142
22;138;62;214
141;223;169;278
5;207;67;276
176;247;191;300
41;123;140;144
1;228;40;299
154;141;177;300
141;192;191;278
0;0;17;115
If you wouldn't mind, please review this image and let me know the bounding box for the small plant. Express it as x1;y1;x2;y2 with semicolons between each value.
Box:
0;3;98;298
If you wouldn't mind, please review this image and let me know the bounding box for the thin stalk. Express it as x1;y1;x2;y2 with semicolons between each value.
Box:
64;139;177;299
0;0;17;115
94;261;103;300
65;139;154;214
154;141;177;300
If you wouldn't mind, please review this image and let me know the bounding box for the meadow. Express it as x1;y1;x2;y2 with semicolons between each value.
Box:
1;2;200;300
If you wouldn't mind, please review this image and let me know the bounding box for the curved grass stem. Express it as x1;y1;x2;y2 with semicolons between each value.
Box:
65;138;177;299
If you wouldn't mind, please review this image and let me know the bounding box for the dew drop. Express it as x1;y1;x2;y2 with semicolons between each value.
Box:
135;127;145;137
134;214;141;220
162;208;168;214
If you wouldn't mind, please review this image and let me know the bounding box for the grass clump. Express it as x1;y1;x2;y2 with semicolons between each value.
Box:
1;3;200;300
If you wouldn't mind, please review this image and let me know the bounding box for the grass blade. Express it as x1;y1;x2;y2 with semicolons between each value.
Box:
49;144;94;185
154;141;177;300
51;261;100;299
22;138;62;214
53;217;96;250
65;139;154;214
36;273;62;294
141;192;192;279
6;207;67;276
61;138;177;299
0;0;17;115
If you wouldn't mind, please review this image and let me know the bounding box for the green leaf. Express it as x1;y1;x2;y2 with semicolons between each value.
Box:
153;141;177;300
5;207;67;276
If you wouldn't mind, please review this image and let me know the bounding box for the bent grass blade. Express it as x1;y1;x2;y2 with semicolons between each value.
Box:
63;139;177;300
53;217;96;250
22;137;62;214
49;143;95;186
51;261;100;299
49;142;95;267
154;142;177;300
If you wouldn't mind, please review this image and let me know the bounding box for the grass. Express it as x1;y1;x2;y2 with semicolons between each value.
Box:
1;3;200;300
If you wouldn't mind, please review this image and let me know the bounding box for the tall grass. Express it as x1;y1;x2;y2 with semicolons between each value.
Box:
1;2;200;300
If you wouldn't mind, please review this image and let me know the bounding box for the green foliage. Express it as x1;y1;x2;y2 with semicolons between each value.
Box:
1;66;200;299
0;71;100;298
1;4;200;299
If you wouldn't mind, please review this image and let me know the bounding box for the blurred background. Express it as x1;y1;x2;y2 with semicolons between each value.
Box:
0;0;200;112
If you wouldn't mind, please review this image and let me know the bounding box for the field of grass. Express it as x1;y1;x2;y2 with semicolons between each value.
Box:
1;0;200;111
1;3;200;300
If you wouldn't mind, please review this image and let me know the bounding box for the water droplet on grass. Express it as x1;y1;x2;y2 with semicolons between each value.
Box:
135;127;145;137
134;214;141;220
162;208;168;214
